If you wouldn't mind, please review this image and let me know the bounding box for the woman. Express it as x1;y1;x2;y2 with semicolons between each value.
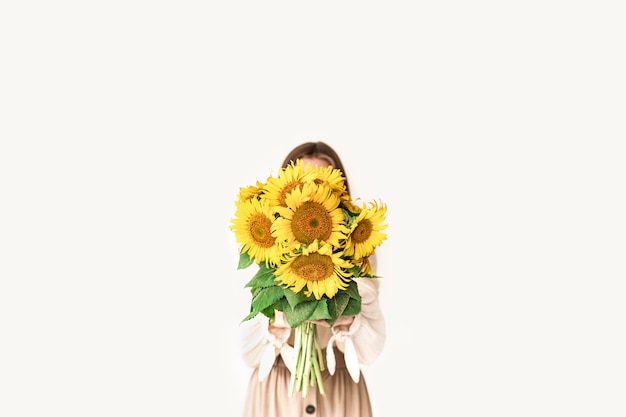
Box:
240;142;386;417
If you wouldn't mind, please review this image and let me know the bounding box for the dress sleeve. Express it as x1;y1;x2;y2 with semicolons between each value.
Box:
325;277;386;382
349;277;386;363
239;313;294;381
239;314;271;369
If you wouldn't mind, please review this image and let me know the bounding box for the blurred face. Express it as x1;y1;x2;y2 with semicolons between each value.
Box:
301;156;333;168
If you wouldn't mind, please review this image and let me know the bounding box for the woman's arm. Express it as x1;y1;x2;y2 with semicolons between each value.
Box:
240;312;293;364
332;277;386;364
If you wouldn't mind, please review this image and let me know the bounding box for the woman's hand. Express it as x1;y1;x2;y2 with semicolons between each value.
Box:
310;315;355;330
271;310;290;328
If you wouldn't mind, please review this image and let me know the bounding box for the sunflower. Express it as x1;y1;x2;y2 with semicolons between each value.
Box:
355;256;375;277
274;241;354;300
230;197;283;267
272;182;346;250
263;160;318;207
344;201;388;259
310;165;347;195
340;193;361;214
237;180;265;201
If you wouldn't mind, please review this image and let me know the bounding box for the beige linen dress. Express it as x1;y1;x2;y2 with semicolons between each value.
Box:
240;278;386;417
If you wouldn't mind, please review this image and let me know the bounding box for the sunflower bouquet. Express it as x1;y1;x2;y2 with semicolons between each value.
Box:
230;159;387;397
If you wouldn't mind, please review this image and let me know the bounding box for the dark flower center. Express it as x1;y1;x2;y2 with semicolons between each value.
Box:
292;253;333;282
351;219;372;243
291;202;332;244
250;213;275;248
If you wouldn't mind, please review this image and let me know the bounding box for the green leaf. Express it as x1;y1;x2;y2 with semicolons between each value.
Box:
241;299;262;322
275;297;291;315
249;286;262;297
241;310;259;323
237;252;254;269
343;296;361;317
284;287;314;309
326;291;350;323
342;206;359;222
261;304;280;320
307;299;331;321
348;266;361;278
244;265;277;288
344;280;361;300
251;286;285;313
283;300;318;328
241;293;283;323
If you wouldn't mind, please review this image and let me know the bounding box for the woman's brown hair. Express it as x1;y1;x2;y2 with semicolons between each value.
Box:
281;141;350;194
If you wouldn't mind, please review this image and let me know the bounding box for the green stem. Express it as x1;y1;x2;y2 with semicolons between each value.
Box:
289;323;304;397
315;324;325;372
311;352;326;396
301;322;312;397
290;322;327;397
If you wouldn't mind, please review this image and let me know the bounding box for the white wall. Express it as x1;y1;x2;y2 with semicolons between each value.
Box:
2;2;625;416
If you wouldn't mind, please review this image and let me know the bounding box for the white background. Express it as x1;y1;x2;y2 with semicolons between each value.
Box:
1;1;625;416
